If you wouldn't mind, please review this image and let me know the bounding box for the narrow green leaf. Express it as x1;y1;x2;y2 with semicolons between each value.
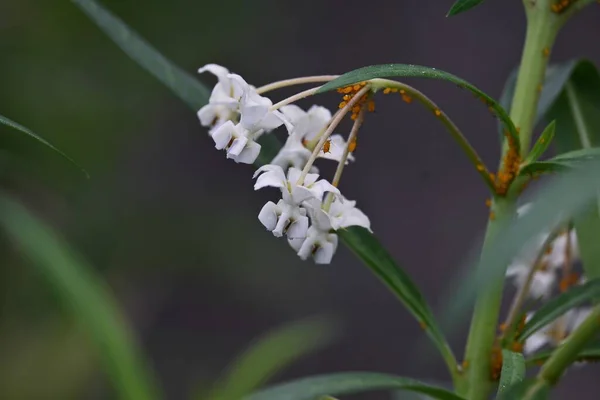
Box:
207;317;337;400
498;379;549;400
244;372;466;400
498;69;518;139
71;0;209;110
447;0;486;16
548;61;600;280
338;227;456;375
525;121;555;164
0;114;87;177
519;279;600;341
0;196;159;400
71;0;282;167
497;350;525;395
526;342;600;365
518;148;600;176
74;1;454;372
318;64;519;150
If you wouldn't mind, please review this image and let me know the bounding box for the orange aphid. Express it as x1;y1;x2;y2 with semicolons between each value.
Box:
490;211;496;221
434;109;442;117
543;47;551;57
348;137;357;153
368;100;375;112
402;94;413;103
323;139;331;154
383;88;392;94
559;272;580;292
419;320;427;330
485;198;492;208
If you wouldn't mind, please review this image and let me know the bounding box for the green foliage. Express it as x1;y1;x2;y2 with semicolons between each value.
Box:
518;147;600;176
73;0;456;378
0;196;160;400
339;228;457;376
0;114;87;177
497;350;525;395
71;0;209;110
497;379;549;400
206;317;337;400
245;372;466;400
519;279;600;341
318;64;520;150
526;342;600;365
524;121;555;164
447;0;486;16
547;61;600;280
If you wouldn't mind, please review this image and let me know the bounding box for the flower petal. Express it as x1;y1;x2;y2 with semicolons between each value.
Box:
231;140;261;164
258;201;280;232
254;164;286;190
211;120;234;150
287;215;309;240
227;136;249;157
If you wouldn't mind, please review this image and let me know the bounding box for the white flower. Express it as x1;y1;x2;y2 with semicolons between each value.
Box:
318;134;355;164
506;263;557;300
231;74;285;134
546;230;579;269
258;199;309;239
197;64;243;130
524;308;591;354
253;165;340;205
270;133;313;171
288;225;338;264
327;196;371;231
280;104;331;141
210;120;261;164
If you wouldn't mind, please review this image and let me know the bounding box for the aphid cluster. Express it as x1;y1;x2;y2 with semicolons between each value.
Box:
551;0;578;14
337;82;375;120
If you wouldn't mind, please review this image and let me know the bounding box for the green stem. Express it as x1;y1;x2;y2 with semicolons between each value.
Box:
523;306;600;399
510;0;560;154
461;198;515;399
461;2;564;399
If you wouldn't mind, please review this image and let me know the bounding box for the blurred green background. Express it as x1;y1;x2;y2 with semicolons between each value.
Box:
0;0;599;399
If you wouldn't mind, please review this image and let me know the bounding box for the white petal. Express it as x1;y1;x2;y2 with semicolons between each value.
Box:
231;141;261;164
280;104;306;124
336;207;371;231
291;186;318;204
288;237;304;252
297;235;317;261
211;120;234;150
198;63;229;78
524;331;550;354
287;215;309;240
253;165;287;190
197;105;217;127
227;135;248;157
258;201;280;232
529;270;557;299
286;167;303;184
313;242;335;264
308;180;341;200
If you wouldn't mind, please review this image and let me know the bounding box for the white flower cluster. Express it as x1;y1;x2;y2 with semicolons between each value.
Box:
506;204;589;355
197;64;371;264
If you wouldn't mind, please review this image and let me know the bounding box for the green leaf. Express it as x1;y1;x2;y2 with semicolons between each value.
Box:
338;227;456;375
0;114;87;177
244;372;466;400
447;0;486;16
318;64;519;150
498;379;549;400
207;317;338;400
519;279;600;341
71;0;209;110
526;342;600;365
71;0;283;167
518;147;600;176
497;350;525;395
548;61;600;280
525;121;555;164
73;0;454;373
0;196;159;400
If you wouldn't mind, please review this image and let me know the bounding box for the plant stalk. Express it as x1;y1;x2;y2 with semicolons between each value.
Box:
461;2;562;398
